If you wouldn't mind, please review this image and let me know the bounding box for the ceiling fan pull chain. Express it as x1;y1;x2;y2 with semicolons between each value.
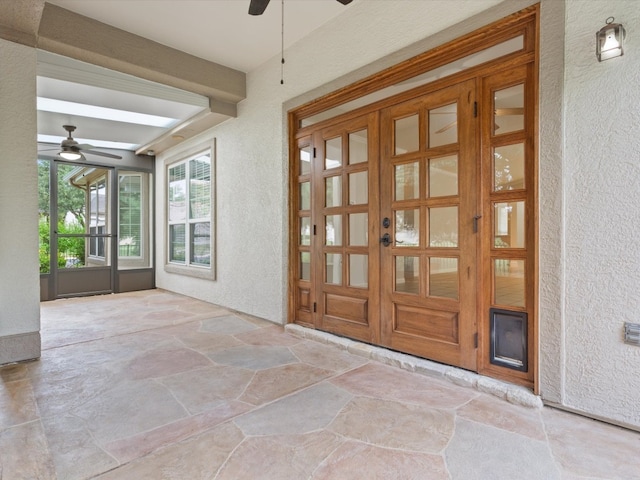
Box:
280;0;285;85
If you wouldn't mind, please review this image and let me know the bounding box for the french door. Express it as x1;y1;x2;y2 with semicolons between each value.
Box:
379;79;478;370
294;79;478;369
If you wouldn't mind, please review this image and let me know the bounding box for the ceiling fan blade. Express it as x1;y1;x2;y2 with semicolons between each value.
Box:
249;0;270;15
495;108;524;116
435;120;457;134
336;0;353;4
81;149;122;159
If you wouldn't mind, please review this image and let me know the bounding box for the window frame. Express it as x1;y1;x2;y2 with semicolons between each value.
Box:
164;139;216;280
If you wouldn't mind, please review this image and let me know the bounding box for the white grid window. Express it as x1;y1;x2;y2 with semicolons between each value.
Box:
167;151;212;268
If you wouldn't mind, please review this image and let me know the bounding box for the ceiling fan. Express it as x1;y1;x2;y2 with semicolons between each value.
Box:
39;125;122;161
249;0;352;15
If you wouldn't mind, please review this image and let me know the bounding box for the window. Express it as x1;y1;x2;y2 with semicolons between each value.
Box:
88;177;107;259
167;148;214;275
119;174;142;258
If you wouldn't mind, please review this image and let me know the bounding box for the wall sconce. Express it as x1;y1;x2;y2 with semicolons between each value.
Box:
596;17;626;62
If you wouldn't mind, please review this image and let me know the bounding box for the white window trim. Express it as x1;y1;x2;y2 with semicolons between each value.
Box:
164;138;216;280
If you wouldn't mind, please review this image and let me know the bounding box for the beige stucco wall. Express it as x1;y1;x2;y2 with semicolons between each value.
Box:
560;0;640;428
0;38;41;363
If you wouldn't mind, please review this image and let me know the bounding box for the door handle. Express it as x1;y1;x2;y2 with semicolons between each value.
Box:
473;215;482;233
380;233;391;247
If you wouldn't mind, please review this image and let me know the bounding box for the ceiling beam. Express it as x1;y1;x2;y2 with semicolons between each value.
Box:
0;1;246;107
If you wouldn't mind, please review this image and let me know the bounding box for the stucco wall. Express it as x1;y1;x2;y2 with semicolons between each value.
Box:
155;0;503;322
153;0;640;429
0;38;41;363
562;0;640;427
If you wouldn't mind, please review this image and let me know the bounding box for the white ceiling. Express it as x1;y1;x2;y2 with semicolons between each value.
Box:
38;0;357;157
48;0;356;73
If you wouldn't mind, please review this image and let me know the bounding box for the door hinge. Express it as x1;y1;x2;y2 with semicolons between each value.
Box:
313;147;317;158
313;302;317;312
473;101;478;118
313;225;317;235
474;332;478;348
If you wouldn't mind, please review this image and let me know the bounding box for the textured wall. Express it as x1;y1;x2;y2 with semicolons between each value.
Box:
155;0;503;323
0;38;41;361
562;0;640;427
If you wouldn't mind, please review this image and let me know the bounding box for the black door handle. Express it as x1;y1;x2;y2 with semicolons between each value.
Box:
380;233;391;247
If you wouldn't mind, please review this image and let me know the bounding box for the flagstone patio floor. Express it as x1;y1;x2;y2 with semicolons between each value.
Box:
1;289;639;479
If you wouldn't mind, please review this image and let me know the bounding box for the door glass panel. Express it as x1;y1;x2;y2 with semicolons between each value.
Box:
395;256;419;294
349;129;368;165
394;115;419;155
429;103;457;148
300;252;311;281
494;143;525;191
325;137;342;169
325;176;342;207
395;162;419;201
429;206;458;247
349;213;368;246
300;217;311;245
38;160;51;273
326;215;342;246
349;254;368;288
349;171;368;205
395;209;419;247
429;155;458;197
429;257;458;299
326;253;342;285
300;181;310;210
299;145;312;175
494;84;524;135
494;201;525;248
494;259;525;307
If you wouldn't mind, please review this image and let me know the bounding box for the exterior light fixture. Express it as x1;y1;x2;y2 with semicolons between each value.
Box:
596;17;625;62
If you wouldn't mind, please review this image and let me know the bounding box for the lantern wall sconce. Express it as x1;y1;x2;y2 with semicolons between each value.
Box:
596;17;626;62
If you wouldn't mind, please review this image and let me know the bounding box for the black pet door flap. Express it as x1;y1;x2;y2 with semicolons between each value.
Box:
490;308;527;372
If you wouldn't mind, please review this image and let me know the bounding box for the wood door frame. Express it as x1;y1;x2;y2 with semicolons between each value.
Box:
288;5;539;390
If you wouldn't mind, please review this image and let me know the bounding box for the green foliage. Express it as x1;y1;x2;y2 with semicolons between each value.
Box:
38;215;86;272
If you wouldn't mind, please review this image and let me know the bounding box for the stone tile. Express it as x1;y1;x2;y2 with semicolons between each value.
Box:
217;431;343;480
445;418;561;480
457;393;546;441
103;401;252;464
331;362;478;409
290;340;369;373
234;382;352;436
234;324;302;346
71;379;188;444
0;362;29;382
208;344;298;370
200;315;259;335
124;346;212;380
40;413;118;480
313;441;450;479
0;379;38;428
543;408;640;479
329;396;454;453
239;363;334;406
168;329;243;353
95;422;245;480
158;365;254;414
0;421;56;480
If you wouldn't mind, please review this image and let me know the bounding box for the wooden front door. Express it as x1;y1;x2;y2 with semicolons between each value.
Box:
379;79;478;370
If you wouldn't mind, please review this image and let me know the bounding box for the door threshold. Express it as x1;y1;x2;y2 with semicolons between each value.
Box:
285;323;542;409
